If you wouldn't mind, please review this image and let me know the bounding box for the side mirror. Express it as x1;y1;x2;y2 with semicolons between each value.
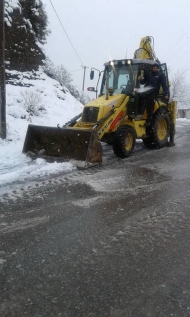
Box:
87;87;97;92
90;70;94;80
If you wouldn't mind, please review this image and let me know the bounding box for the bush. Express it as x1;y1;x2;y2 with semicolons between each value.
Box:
21;89;45;121
43;58;90;104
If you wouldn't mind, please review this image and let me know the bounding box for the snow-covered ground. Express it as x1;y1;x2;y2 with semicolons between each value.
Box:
0;68;83;194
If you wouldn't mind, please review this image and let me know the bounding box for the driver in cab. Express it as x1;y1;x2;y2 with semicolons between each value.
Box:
137;63;169;122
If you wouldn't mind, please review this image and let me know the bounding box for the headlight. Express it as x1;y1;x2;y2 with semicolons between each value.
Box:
127;60;131;64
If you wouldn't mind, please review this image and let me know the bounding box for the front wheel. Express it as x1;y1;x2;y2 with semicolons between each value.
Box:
113;125;136;158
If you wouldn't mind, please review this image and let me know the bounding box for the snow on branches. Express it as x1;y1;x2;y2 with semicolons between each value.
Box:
5;0;21;27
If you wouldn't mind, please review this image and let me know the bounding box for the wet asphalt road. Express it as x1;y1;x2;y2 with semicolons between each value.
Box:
0;121;190;317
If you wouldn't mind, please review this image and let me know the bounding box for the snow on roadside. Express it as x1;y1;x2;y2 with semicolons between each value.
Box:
0;68;83;193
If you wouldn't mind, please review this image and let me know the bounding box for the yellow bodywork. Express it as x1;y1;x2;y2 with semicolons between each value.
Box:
22;92;176;164
74;94;129;138
74;95;176;141
74;94;147;139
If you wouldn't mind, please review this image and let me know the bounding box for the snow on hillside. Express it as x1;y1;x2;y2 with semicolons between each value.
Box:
0;68;83;195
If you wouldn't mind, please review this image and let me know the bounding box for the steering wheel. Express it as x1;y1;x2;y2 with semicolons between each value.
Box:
120;85;127;89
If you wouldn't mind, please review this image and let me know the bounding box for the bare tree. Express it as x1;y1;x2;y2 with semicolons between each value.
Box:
55;65;73;88
169;69;190;109
43;59;72;88
43;58;91;105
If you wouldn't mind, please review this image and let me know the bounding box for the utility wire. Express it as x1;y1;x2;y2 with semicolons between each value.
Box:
49;0;84;66
165;38;190;63
169;47;190;68
163;28;190;59
69;68;83;73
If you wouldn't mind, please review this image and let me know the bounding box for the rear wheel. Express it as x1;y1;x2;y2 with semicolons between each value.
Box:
113;125;136;158
143;112;170;149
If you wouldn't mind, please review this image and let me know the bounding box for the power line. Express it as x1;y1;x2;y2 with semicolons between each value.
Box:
163;28;190;60
49;0;84;66
169;47;190;68
69;68;83;73
165;37;190;63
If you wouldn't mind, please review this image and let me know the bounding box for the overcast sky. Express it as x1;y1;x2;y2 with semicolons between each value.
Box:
44;0;190;96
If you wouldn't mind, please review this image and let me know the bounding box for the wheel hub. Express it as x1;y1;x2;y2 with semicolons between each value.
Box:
125;133;133;150
157;117;167;140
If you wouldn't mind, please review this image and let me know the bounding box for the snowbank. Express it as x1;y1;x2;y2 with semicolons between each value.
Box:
0;68;83;192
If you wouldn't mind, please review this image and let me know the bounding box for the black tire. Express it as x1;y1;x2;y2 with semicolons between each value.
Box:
145;112;170;149
113;125;136;158
142;136;155;149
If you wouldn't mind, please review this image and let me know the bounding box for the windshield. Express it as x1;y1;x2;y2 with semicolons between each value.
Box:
100;64;139;95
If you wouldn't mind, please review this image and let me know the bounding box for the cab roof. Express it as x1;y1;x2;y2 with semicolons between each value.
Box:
104;59;160;66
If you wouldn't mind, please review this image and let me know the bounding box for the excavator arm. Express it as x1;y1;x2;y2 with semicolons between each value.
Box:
134;36;157;60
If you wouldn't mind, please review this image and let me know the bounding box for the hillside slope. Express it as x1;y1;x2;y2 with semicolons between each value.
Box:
0;68;83;196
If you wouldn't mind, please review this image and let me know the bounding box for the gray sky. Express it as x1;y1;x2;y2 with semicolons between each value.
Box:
44;0;190;96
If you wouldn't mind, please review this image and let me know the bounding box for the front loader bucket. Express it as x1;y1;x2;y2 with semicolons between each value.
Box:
22;124;102;164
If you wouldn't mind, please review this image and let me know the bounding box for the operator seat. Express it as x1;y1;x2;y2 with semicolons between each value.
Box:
121;81;133;95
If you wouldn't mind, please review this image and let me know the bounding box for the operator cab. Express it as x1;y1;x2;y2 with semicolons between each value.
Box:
100;59;168;95
99;59;169;117
100;59;138;97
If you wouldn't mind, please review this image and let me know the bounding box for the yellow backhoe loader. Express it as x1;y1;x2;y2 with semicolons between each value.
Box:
23;36;177;166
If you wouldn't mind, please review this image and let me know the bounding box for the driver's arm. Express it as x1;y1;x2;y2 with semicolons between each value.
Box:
138;75;145;85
